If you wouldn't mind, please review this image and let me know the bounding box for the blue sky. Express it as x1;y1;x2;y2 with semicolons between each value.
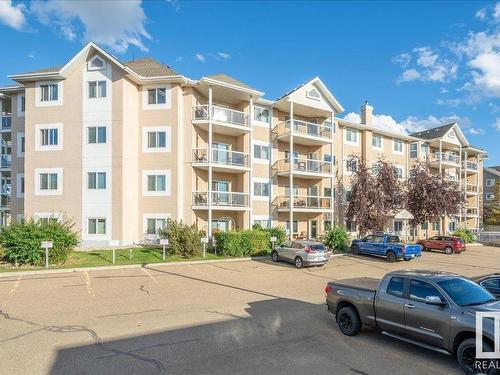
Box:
0;0;499;166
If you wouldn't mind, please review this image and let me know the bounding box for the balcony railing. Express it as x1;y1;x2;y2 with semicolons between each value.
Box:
192;148;249;168
275;195;331;209
1;116;11;130
274;120;332;140
1;184;11;195
465;184;478;194
428;152;460;165
275;158;332;174
466;208;478;216
1;155;11;168
464;160;478;171
192;191;249;207
0;195;11;208
192;105;248;127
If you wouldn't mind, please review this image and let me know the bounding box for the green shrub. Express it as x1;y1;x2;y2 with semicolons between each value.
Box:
453;229;475;244
0;218;79;266
321;226;350;252
159;219;204;258
215;229;270;257
262;226;286;245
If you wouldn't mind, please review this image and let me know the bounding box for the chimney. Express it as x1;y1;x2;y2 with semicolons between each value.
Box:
360;101;373;126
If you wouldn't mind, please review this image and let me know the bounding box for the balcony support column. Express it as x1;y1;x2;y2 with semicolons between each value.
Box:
458;145;462;226
289;101;294;240
330;111;334;230
208;85;213;238
439;139;443;234
248;96;254;230
476;154;480;231
464;150;468;230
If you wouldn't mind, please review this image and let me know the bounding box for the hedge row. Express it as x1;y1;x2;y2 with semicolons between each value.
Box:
214;227;286;257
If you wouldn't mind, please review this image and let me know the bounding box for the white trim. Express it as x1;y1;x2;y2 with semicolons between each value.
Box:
486;178;496;187
16;93;25;117
142;213;171;235
485;192;495;201
142;170;171;196
252;215;272;228
343;156;358;175
253;105;271;128
142;126;171;153
394;164;405;180
34;168;63;196
392;138;404;155
35;123;63;151
87;55;106;71
16;132;24;157
344;127;359;146
33;212;63;222
35;81;63;107
16;173;24;198
371;134;383;150
252;140;271;165
142;84;171;110
86;217;108;236
252;177;271;201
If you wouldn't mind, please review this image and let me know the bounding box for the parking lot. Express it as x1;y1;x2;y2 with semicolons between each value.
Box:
1;245;499;375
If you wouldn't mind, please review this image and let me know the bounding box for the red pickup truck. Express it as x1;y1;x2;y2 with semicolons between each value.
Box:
416;236;465;254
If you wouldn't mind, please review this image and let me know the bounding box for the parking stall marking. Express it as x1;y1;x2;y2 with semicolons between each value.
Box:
83;271;95;298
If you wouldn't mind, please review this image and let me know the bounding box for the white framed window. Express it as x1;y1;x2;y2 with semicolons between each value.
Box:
306;88;321;100
143;170;170;196
344;157;358;174
421;143;429;156
372;134;383;150
16;132;25;157
285;220;299;234
447;130;456;139
284;185;299;196
17;94;25;117
88;218;106;235
432;221;440;231
35;123;63;151
393;139;404;154
344;128;359;145
486;193;496;201
142;126;171;153
35;168;62;196
345;189;352;202
253;215;271;229
88;126;107;144
143;85;170;110
410;143;418;158
88;80;107;98
253;106;270;125
486;179;496;187
143;214;171;235
34;212;62;224
88;172;106;189
394;220;403;232
88;56;106;70
253;178;270;201
16;173;24;198
36;81;63;106
394;165;404;179
253;141;270;164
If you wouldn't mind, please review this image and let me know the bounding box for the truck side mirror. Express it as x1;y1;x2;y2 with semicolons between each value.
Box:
425;296;446;306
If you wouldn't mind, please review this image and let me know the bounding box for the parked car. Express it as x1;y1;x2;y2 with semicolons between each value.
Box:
473;273;500;298
271;240;329;268
350;233;421;262
416;236;466;254
325;270;499;375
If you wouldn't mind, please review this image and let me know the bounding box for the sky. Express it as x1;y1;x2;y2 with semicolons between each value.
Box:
0;0;499;166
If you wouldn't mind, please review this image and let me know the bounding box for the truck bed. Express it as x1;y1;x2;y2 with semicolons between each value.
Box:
330;277;381;292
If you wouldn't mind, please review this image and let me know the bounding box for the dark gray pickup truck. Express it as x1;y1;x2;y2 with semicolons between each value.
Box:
325;270;500;375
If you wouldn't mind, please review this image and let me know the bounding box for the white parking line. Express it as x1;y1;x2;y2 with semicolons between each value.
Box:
3;275;21;306
83;271;95;298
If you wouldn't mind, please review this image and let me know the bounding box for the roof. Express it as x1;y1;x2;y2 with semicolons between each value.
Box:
485;167;500;178
410;123;455;140
205;73;255;90
123;57;179;77
14;65;63;75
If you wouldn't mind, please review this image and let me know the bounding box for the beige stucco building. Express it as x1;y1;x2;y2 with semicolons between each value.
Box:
0;42;486;246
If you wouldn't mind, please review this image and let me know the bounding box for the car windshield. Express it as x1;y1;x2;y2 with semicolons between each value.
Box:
437;278;495;306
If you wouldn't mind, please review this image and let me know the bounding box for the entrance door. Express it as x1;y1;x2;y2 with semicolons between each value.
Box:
310;220;318;239
212;143;229;164
212;180;229;205
307;185;319;208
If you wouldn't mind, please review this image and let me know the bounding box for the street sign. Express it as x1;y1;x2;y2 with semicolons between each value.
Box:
41;241;53;249
201;237;209;243
270;236;277;242
160;239;169;245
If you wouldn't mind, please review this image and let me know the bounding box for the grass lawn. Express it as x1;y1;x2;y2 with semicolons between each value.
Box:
0;247;236;273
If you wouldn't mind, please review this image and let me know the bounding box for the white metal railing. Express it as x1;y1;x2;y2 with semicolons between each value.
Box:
0;195;11;207
477;232;500;244
466;208;479;216
465;184;478;194
464;160;478;171
274;119;332;140
275;195;332;209
192;105;248;127
429;152;460;165
1;184;11;194
192;148;249;168
1;155;11;168
0;116;11;130
192;191;249;207
444;175;459;182
275;158;332;174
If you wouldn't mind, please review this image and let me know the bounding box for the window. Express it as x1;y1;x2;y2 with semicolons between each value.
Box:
372;163;380;176
306;88;320;100
448;221;457;232
40;173;58;190
345;189;352;202
486;179;496;187
147;88;166;105
284;185;299;196
410;143;418;158
40;84;58;102
324;187;332;197
88;126;106;144
432;221;440;231
88;172;106;189
20;95;25;112
387;277;405;297
146;218;167;235
88;80;107;98
88;218;106;235
40;128;58;146
148;131;167;148
253;219;271;229
345;128;358;144
89;56;105;69
254;181;270;197
324;221;332;231
421;144;429;156
346;158;357;173
253;144;270;160
20;177;24;194
147;175;166;192
393;139;403;153
421;222;428;230
254;106;270;123
481;279;500;290
486;193;495;201
394;166;403;179
372;135;382;149
394;221;403;232
409;280;444;303
286;220;298;233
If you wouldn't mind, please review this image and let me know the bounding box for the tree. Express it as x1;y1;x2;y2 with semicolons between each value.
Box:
375;159;407;212
484;206;500;226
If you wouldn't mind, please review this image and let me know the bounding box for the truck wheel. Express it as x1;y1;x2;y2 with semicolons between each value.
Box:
418;244;426;252
351;245;360;255
337;307;361;336
386;251;397;263
444;246;453;255
294;257;303;269
271;250;279;262
457;338;496;375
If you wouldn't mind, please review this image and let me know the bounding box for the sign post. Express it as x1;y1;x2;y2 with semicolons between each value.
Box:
270;236;277;249
160;239;169;260
212;237;217;256
201;237;208;258
41;241;53;269
112;248;116;264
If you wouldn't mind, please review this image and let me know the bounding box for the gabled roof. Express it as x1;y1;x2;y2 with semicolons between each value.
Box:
16;65;63;75
123;57;179;77
410;123;455;140
485;167;500;178
205;73;255;90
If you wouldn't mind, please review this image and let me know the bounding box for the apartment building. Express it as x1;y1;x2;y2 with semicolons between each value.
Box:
0;42;486;246
484;166;500;208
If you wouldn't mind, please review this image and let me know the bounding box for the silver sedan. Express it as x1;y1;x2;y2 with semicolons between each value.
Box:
271;240;330;268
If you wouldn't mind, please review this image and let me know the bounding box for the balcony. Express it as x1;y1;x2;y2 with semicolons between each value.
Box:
192;148;250;173
428;152;460;167
0;115;11;131
1;155;11;169
274;195;332;212
465;184;479;195
274;158;332;179
466;208;478;217
1;184;11;195
192;105;249;135
0;194;11;209
192;191;249;210
463;160;478;173
273;120;333;145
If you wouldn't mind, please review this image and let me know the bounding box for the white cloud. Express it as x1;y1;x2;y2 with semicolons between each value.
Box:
30;0;151;53
0;0;26;30
440;87;449;94
195;53;205;62
494;2;500;20
467;127;485;135
27;52;35;59
495;117;500;131
165;0;180;12
217;52;231;60
476;7;488;20
392;53;411;68
397;69;421;83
